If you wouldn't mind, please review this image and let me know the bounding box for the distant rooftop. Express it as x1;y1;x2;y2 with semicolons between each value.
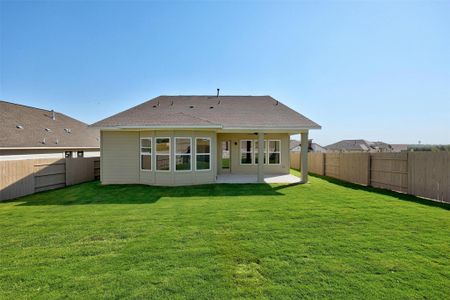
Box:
0;100;99;148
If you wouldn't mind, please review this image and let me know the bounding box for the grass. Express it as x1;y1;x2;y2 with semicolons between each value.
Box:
0;170;449;299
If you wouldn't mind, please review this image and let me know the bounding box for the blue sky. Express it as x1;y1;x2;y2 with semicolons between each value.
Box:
1;0;449;145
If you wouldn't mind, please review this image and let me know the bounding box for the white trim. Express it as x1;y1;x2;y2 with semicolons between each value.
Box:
268;139;282;165
195;137;211;171
174;137;192;172
155;137;171;172
140;137;152;172
239;140;253;165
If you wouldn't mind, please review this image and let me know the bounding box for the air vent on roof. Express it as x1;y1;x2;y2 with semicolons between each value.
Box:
45;128;51;132
209;106;214;109
64;128;71;133
42;138;46;144
189;105;195;109
16;125;24;129
55;139;59;144
274;100;279;106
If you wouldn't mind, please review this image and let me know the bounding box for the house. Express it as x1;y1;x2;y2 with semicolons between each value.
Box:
325;139;393;153
0;100;100;160
92;95;321;185
390;144;408;152
290;139;326;152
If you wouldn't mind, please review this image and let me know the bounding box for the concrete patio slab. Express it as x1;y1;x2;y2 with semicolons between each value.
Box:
216;174;300;184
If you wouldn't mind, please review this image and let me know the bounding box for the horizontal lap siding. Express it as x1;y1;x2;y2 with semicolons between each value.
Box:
101;131;139;184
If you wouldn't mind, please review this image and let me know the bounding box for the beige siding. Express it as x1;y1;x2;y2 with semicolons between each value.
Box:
217;133;290;175
101;131;140;184
101;130;216;186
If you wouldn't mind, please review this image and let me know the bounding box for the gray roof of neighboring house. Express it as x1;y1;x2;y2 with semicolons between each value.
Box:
92;96;321;130
390;144;408;152
0;100;100;148
325;139;393;152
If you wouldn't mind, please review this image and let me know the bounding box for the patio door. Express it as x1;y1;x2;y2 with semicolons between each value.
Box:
221;141;231;173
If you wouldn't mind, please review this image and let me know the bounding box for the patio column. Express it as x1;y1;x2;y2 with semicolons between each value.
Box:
257;132;264;183
300;131;309;183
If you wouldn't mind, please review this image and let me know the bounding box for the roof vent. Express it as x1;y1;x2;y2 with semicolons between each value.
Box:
16;125;24;129
189;105;195;109
209;106;214;109
45;128;52;132
42;138;46;144
55;139;59;144
152;105;157;108
216;88;220;97
64;128;71;133
51;110;56;120
274;100;279;106
170;100;174;106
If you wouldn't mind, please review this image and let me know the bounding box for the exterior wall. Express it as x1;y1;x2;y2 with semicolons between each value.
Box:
0;148;99;160
101;131;140;184
216;133;290;175
101;130;216;186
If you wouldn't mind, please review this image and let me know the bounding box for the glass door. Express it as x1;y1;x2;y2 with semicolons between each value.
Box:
221;141;231;173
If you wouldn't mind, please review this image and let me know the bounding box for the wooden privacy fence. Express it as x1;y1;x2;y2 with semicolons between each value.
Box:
290;151;450;203
0;157;100;201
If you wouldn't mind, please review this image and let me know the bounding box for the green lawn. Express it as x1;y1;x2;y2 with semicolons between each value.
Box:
1;171;449;299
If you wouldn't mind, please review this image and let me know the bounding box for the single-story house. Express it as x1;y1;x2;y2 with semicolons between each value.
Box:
91;95;321;185
0;100;100;160
325;139;393;153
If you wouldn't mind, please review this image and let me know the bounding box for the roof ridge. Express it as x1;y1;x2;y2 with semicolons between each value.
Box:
0;99;57;113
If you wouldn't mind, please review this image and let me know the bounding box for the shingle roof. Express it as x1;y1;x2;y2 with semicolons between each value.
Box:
91;96;321;130
0;100;100;148
325;139;393;152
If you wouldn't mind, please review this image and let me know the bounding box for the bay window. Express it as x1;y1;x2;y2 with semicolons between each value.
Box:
175;137;192;171
140;138;152;170
196;138;211;170
156;137;170;171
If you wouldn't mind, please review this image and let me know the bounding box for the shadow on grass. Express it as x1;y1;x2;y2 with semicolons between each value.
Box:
310;173;450;210
10;181;286;206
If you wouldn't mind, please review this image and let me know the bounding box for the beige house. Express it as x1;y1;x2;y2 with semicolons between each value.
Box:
92;95;320;185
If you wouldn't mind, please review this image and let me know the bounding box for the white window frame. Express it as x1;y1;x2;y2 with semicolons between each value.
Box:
174;137;192;172
140;137;152;171
240;140;253;165
253;139;268;165
155;137;171;172
195;137;211;171
268;139;281;165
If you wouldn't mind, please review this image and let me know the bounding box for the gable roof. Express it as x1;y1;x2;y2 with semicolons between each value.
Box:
91;96;321;130
0;100;100;149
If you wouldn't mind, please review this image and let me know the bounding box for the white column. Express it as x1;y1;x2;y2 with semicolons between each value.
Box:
257;132;264;183
300;131;309;183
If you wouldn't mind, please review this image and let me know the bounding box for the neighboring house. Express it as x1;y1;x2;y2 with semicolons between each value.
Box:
391;144;408;152
325;139;393;152
0;100;100;160
290;139;326;152
92;95;321;185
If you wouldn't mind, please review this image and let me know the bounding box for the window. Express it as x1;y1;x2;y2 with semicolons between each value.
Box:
196;138;211;170
268;140;281;164
156;137;170;171
77;151;84;158
65;151;72;158
175;137;192;171
240;140;253;164
254;140;267;164
140;138;152;170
